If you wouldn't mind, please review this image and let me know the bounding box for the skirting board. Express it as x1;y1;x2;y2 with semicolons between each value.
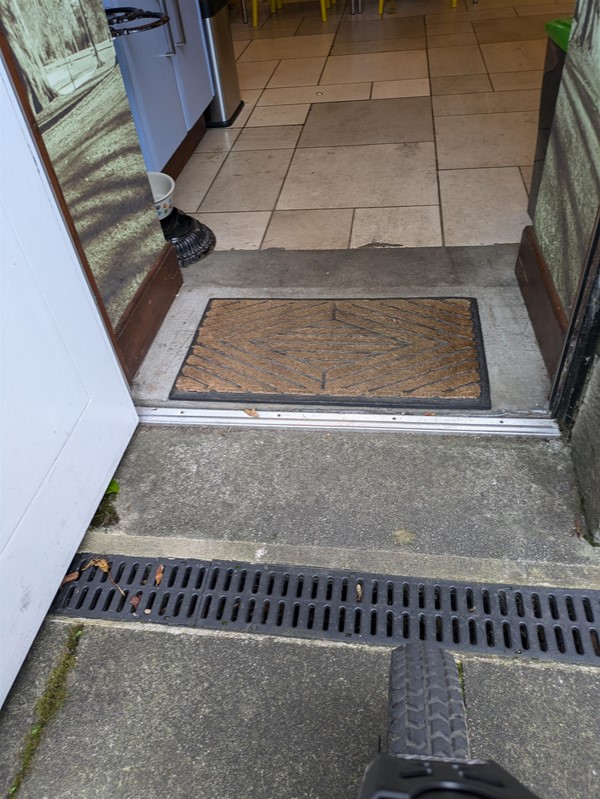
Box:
116;243;182;382
515;226;568;380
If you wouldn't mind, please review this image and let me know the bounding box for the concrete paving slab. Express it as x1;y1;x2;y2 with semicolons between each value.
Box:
12;623;389;799
104;427;597;570
462;655;600;799
0;623;70;797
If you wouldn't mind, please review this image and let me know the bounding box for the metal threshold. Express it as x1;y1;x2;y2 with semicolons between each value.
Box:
136;406;560;438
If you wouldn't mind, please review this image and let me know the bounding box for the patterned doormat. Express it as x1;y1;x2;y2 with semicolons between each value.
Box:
170;298;491;409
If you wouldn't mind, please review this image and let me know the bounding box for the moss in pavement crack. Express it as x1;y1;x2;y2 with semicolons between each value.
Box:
7;623;84;798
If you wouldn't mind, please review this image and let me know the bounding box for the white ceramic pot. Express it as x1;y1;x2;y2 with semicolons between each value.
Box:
148;171;175;220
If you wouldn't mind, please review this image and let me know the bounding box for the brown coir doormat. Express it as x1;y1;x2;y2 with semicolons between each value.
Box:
170;298;491;409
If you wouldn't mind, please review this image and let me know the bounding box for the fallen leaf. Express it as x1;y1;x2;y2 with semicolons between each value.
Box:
154;564;165;587
130;595;141;610
61;571;80;586
423;412;436;417
81;557;125;596
355;583;363;602
243;408;259;418
81;557;111;574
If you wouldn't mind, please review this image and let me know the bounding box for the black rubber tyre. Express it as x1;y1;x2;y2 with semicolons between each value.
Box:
388;643;470;759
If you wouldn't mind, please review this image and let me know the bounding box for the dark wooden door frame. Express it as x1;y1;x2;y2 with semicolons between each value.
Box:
0;37;182;383
550;210;600;429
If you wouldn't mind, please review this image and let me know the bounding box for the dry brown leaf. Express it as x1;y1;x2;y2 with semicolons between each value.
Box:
243;408;259;418
130;594;142;610
61;571;80;586
423;412;436;417
154;564;165;587
81;556;125;596
81;557;111;574
356;583;363;602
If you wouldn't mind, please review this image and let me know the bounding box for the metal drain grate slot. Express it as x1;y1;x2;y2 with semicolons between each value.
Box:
197;562;600;665
52;554;209;625
50;556;600;666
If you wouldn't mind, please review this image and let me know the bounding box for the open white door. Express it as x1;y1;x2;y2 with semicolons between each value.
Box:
0;61;138;706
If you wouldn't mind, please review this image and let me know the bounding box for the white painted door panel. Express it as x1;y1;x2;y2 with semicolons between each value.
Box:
0;63;138;707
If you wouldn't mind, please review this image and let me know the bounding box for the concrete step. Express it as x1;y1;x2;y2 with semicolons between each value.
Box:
83;425;600;588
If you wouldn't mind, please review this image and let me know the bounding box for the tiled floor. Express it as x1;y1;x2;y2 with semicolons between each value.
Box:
174;0;573;250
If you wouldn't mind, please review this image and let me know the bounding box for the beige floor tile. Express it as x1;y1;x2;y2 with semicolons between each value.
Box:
194;129;241;154
334;17;425;42
489;70;543;90
267;57;326;88
520;165;534;195
343;0;450;19
258;83;371;105
295;17;343;36
277;143;438;209
247;104;311;125
515;3;574;16
432;89;540;116
427;32;478;48
238;34;335;61
298;97;434;147
230;102;255;128
200;149;294;212
473;15;553;44
236;60;280;90
233;125;302;150
430;74;493;95
436;111;537;168
193;212;271;250
234;41;250;60
240;89;263;108
350;206;443;248
262;209;353;248
372;78;430;99
331;37;426;55
465;0;556;7
440;167;530;245
480;39;546;73
425;21;474;35
426;8;516;25
320;50;428;84
428;45;486;77
172;152;227;212
242;24;302;39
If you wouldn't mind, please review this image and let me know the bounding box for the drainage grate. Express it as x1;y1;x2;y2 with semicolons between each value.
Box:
52;554;209;625
51;556;600;666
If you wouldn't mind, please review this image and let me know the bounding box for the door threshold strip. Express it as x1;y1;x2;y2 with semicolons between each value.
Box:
136;406;560;438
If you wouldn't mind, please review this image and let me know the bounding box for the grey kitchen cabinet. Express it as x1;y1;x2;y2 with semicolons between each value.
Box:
104;1;215;171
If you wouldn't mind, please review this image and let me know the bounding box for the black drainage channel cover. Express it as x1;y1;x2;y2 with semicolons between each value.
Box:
51;555;600;666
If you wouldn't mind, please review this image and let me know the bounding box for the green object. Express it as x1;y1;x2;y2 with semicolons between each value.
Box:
545;18;572;53
105;478;120;495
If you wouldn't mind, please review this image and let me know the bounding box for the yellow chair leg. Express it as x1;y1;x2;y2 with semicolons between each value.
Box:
320;0;327;21
378;0;384;14
270;0;276;12
252;0;258;26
